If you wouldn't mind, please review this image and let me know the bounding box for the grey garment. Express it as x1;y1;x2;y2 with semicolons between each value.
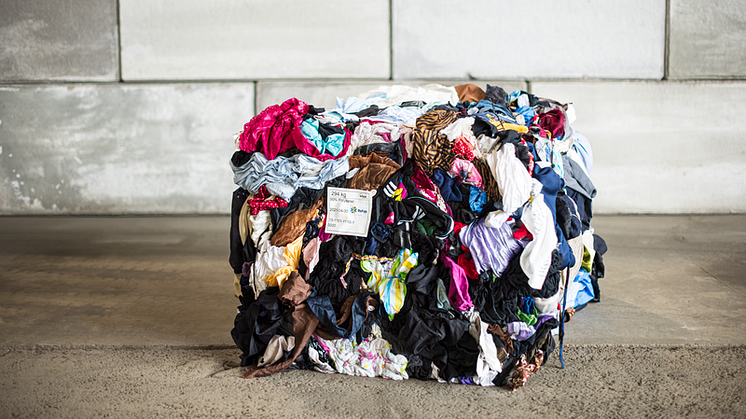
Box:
562;154;596;199
230;152;349;202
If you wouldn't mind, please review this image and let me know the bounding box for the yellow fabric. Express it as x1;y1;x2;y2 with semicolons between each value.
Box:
361;248;418;316
234;273;242;297
239;197;251;245
484;113;528;134
581;245;592;272
262;235;304;288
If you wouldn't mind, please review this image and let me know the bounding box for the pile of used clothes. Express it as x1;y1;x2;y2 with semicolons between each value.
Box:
229;84;607;389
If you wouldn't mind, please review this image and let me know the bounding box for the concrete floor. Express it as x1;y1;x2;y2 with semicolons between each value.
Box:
1;215;745;418
1;214;745;348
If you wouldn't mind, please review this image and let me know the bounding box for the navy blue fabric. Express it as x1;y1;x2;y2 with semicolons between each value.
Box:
306;291;376;341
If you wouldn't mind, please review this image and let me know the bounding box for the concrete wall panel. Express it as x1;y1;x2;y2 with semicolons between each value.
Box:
256;80;527;112
0;0;118;82
531;81;746;214
668;0;746;79
393;0;666;80
0;84;254;214
120;0;390;81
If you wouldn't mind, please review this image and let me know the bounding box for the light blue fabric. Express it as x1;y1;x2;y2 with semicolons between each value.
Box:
569;270;595;308
300;119;344;157
507;90;522;104
571;131;594;175
230;152;349;202
514;106;536;126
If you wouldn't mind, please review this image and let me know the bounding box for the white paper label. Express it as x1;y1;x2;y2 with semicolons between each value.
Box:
325;187;373;237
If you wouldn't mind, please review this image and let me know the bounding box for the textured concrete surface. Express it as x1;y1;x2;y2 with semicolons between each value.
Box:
0;215;745;417
530;81;746;214
1;215;744;348
119;0;390;80
392;0;666;80
1;346;744;418
256;81;528;113
669;0;746;79
0;84;254;214
0;0;118;82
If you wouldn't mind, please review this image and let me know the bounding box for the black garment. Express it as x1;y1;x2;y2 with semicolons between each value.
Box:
484;84;508;106
531;250;563;299
231;150;252;168
270;186;322;234
590;234;608;302
317;120;345;140
473;253;535;327
493;317;557;386
400;100;426;108
231;287;287;367
229;188;252;275
353;141;404;166
556;192;582;240
303;105;325;117
307;235;365;309
351;105;382;118
567;188;593;230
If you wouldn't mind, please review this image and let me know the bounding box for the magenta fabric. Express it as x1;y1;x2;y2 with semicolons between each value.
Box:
440;252;474;312
537;108;565;139
239;98;351;161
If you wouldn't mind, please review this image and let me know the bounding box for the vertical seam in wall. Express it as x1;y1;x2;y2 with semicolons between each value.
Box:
116;0;123;82
526;80;532;95
253;81;258;116
389;0;394;81
663;0;671;80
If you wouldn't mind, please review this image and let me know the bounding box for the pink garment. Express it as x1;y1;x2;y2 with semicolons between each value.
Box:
411;164;448;212
239;98;351;161
449;158;483;188
440;252;473;312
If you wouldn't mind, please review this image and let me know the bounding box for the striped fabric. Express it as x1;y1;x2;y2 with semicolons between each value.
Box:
474;158;502;202
411;110;459;176
361;248;418;317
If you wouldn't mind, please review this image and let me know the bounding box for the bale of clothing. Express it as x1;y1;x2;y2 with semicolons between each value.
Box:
228;84;607;390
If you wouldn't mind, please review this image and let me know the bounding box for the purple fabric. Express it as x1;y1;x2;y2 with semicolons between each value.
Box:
440;253;474;312
239;98;350;161
536;314;556;328
507;321;536;341
459;218;525;276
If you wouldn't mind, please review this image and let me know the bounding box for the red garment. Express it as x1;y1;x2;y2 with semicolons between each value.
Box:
247;186;288;215
239;98;351;161
453;221;466;235
453;136;475;160
457;251;479;280
513;223;533;241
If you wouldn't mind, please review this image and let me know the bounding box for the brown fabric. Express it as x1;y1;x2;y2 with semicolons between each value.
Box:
271;198;323;247
411;110;459;176
455;84;485;103
277;271;312;308
242;302;319;378
487;323;514;356
474;158;501;202
348;152;401;191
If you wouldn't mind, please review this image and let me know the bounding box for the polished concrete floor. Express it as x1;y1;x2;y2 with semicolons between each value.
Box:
1;215;745;348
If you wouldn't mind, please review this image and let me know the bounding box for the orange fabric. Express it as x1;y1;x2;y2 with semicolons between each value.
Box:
455;84;485;103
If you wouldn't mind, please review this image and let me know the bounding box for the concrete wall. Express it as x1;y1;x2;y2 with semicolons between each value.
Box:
1;0;745;214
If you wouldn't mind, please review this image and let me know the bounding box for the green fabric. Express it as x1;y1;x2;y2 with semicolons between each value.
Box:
517;309;537;326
